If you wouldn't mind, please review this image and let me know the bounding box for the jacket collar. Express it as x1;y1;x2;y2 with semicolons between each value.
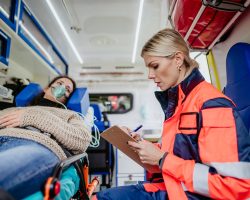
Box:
155;68;205;119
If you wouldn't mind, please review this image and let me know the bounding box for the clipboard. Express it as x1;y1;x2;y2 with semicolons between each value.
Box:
101;125;160;173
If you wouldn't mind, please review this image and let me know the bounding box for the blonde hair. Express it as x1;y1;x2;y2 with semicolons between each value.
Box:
141;28;198;69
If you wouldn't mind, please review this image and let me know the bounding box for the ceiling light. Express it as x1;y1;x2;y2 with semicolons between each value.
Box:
132;0;144;64
20;22;54;63
45;0;83;64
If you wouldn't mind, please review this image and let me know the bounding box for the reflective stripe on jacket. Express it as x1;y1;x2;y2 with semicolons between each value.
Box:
144;69;250;200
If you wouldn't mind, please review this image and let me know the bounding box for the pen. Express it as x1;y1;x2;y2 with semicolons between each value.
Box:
132;125;143;132
129;125;143;141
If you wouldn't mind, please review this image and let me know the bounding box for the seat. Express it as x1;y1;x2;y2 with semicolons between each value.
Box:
14;83;93;200
224;42;250;132
15;83;42;106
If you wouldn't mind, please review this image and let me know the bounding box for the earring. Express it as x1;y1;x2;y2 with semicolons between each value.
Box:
178;66;181;71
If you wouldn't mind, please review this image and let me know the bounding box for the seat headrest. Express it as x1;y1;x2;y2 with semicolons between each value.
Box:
226;42;250;84
67;88;90;115
15;83;43;107
225;42;250;110
16;83;90;115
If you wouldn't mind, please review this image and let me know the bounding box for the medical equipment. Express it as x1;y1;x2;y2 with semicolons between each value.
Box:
0;85;14;103
0;85;9;98
51;85;67;99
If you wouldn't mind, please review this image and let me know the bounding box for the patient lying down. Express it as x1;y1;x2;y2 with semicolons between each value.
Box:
0;75;92;199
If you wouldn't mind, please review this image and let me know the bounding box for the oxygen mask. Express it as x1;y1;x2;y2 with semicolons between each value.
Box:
51;85;66;99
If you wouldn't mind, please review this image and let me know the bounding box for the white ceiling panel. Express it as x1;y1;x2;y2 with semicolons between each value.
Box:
23;0;168;81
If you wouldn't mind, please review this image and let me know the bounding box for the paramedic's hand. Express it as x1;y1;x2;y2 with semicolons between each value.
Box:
120;126;142;141
130;132;142;142
128;140;165;165
0;109;25;128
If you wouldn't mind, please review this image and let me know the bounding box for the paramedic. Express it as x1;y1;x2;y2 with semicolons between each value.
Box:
94;28;250;200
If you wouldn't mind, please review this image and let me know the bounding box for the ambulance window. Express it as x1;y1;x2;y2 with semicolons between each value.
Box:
90;93;133;114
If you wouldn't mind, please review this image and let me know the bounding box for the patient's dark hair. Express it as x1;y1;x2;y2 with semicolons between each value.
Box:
29;75;76;106
47;75;76;91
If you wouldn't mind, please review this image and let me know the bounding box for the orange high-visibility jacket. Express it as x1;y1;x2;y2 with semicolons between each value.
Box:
144;69;250;200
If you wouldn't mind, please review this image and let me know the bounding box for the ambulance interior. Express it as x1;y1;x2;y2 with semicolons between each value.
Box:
0;0;250;198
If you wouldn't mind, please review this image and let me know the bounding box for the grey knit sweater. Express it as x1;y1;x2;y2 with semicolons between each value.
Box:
0;106;92;160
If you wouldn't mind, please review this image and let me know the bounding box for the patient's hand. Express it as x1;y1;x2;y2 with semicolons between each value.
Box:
0;109;25;128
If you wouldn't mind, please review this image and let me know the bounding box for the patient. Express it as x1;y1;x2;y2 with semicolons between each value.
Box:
0;75;92;199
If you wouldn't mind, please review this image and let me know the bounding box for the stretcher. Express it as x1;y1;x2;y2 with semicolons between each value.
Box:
11;83;98;199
